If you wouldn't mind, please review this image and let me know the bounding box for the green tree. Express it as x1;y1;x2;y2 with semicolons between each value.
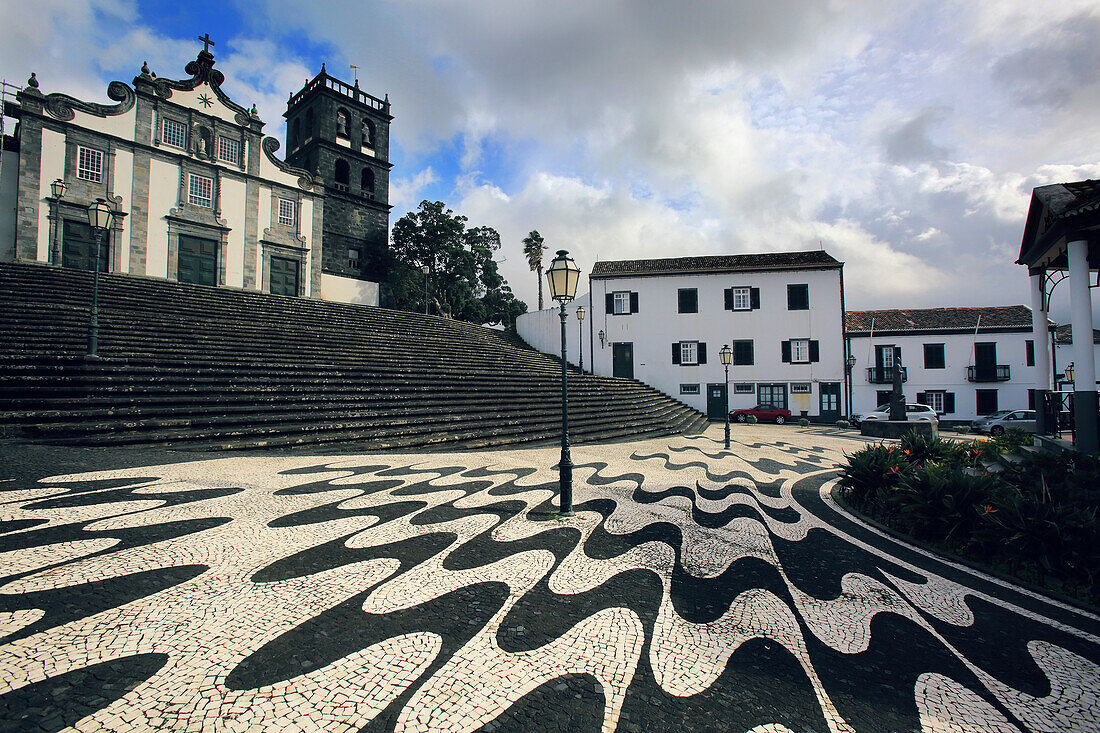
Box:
386;201;527;327
522;230;547;311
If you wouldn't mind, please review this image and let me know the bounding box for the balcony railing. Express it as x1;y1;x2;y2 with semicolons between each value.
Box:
867;366;906;384
968;365;1011;382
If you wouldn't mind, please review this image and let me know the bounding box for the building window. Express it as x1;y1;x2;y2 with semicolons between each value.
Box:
1026;339;1035;367
277;198;295;227
758;384;787;410
790;383;811;394
725;286;759;311
290;119;300;148
791;339;809;363
877;344;895;368
733;287;750;310
218;136;241;165
76;146;103;183
732;339;754;365
680;341;698;366
734;383;754;394
609;291;638;315
678;288;698;313
976;389;998;415
361;167;375;196
305;109;314;139
680;384;700;395
787;284;809;310
877;390;893;407
924;343;945;369
348;247;360;269
334;159;350;191
336;108;350;138
162;118;187;149
187;173;214;207
921;390;950;414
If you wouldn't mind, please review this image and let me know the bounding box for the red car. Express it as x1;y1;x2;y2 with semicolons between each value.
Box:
729;404;793;424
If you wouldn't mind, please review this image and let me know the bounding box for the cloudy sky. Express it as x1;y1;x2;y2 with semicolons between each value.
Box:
3;0;1099;320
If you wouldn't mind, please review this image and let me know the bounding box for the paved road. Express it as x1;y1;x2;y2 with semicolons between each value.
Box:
1;426;1097;732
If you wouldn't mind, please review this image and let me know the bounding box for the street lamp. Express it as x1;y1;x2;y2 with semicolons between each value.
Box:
420;265;429;315
546;249;581;516
845;354;857;420
719;344;732;449
576;305;585;373
49;179;66;265
85;198;113;358
1065;362;1075;385
598;329;605;348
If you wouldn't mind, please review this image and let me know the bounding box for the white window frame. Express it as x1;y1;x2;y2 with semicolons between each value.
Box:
791;338;810;364
734;383;755;394
732;286;751;310
187;173;214;207
162;118;187;149
790;383;811;394
217;135;241;165
76;146;103;183
277;198;296;227
679;341;698;366
679;384;700;395
880;346;895;368
926;391;945;413
613;291;631;315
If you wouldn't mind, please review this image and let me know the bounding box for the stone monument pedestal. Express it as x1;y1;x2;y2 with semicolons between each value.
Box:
860;420;937;440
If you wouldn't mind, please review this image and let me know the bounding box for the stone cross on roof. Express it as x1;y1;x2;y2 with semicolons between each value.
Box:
198;34;215;53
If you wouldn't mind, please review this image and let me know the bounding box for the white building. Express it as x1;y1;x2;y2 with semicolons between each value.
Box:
0;43;391;305
845;306;1041;422
1054;325;1100;391
519;251;848;421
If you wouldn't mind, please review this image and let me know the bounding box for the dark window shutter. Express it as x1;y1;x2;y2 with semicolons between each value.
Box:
606;293;614;312
781;340;791;363
630;292;639;313
750;288;760;309
809;340;820;362
916;392;927;405
945;393;955;413
1026;340;1035;367
724;288;733;310
672;343;680;364
698;343;707;364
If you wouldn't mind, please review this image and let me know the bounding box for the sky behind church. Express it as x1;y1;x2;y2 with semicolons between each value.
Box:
3;0;1099;319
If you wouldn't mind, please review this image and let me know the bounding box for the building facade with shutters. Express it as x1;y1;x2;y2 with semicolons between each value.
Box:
845;306;1043;422
0;44;391;305
574;251;848;420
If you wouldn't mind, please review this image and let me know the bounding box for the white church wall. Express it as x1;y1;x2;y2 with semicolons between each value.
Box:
67;106;136;140
221;176;247;287
170;85;244;126
36;128;66;262
320;273;378;306
146;157;178;277
113;148;134;272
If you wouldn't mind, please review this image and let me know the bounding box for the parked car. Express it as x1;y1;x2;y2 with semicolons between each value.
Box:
852;403;938;426
730;404;793;424
971;409;1037;436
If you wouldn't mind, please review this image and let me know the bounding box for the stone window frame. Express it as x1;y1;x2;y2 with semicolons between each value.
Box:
277;198;296;227
162;117;188;149
167;158;229;284
348;247;361;269
154;106;191;150
790;383;812;394
217;135;241;166
76;146;104;182
261;186;308;295
62;131;113;203
53;200;126;273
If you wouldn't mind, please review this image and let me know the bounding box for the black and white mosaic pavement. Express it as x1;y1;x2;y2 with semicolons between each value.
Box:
0;426;1098;732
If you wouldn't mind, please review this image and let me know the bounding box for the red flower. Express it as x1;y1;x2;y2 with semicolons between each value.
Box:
981;504;998;515
889;466;900;474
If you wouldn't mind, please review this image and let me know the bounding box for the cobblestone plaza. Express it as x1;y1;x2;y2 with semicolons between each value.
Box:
1;425;1098;732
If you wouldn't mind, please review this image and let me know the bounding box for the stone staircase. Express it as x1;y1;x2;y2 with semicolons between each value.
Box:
0;262;706;451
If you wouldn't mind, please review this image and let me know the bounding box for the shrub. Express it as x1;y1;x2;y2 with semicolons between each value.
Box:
988;427;1033;455
837;444;909;514
835;420;850;429
798;418;810;427
898;432;969;466
747;415;758;424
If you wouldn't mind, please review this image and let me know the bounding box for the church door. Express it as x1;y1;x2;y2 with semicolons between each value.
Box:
269;256;300;296
61;220;109;273
178;235;218;286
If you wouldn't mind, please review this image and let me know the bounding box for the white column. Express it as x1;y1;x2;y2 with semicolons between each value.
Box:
1029;272;1051;391
1068;240;1096;389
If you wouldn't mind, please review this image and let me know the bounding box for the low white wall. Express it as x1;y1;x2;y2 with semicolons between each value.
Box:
321;273;379;306
516;293;591;369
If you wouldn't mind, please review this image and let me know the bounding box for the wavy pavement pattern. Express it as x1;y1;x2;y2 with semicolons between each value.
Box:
0;438;1098;732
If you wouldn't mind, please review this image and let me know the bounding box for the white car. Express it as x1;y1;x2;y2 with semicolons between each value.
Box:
853;403;939;425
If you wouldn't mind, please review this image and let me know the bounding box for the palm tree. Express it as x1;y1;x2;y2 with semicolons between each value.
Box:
522;230;547;310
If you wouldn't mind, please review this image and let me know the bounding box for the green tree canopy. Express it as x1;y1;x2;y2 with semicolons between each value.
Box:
384;201;527;328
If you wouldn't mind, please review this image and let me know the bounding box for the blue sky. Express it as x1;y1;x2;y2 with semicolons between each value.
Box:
3;0;1099;320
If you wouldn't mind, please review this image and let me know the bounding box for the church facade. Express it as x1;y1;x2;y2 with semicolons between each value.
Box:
0;42;391;305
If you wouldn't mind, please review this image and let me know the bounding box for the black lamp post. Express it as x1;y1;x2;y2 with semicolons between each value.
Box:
720;344;732;449
546;249;581;516
85;198;113;359
50;179;66;265
1066;362;1075;386
421;265;429;315
845;354;857;419
576;305;585;373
